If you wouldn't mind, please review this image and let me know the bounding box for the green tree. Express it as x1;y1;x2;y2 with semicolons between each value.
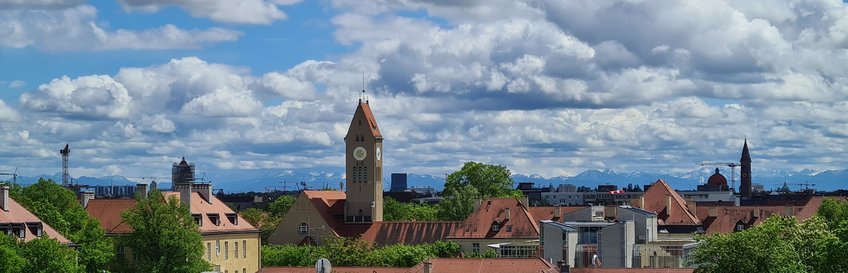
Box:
241;207;280;244
384;197;439;221
17;237;84;273
117;189;210;273
0;235;25;273
267;195;296;218
10;179;113;272
261;239;461;267
438;162;521;220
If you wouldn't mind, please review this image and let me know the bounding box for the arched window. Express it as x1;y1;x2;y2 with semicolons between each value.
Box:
298;223;309;235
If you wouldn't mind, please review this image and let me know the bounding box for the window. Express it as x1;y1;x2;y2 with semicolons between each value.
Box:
243;268;247;273
472;243;480;253
491;221;500;232
226;213;238;225
208;213;220;226
192;214;202;226
216;240;220;256
225;241;229;259
117;246;124;259
235;241;238;259
243;240;247;258
298;223;309;235
207;242;211;261
506;225;513;232
735;224;745;231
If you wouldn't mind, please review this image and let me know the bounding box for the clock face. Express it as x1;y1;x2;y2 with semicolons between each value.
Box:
353;147;367;161
376;147;382;161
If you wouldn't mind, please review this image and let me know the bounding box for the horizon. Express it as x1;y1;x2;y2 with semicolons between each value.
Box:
2;1;848;180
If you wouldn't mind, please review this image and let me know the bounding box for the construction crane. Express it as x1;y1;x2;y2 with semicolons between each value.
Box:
0;168;18;184
790;182;816;191
60;143;70;186
696;162;740;190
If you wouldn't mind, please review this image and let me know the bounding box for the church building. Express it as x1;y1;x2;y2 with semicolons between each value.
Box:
268;98;458;246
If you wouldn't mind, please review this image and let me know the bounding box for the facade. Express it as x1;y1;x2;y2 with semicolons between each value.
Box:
86;183;261;273
0;185;72;245
94;185;136;198
543;190;643;206
345;101;383;223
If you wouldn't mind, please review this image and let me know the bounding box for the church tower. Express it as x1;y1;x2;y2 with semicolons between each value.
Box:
344;99;383;223
740;139;752;198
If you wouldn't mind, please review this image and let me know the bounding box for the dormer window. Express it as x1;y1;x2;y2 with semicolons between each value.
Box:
734;220;746;232
26;222;42;237
208;213;220;226
192;214;202;226
298;223;309;235
226;213;238;225
491;221;501;232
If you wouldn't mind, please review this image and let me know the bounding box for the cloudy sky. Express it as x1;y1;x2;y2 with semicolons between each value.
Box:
1;0;847;180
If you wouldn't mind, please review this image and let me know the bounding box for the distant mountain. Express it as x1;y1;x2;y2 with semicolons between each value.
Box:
8;167;847;193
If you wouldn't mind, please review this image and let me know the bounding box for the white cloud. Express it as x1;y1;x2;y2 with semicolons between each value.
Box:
117;0;296;24
20;75;131;119
8;80;24;88
0;0;83;9
0;5;241;51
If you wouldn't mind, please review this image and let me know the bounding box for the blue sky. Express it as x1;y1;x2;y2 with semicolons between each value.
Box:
1;0;848;181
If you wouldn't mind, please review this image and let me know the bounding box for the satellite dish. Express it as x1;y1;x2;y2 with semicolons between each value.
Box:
315;258;331;273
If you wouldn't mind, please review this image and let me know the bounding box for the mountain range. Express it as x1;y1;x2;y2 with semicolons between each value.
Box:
8;167;847;193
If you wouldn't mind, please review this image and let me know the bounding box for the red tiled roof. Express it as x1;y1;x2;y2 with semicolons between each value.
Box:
529;206;588;223
570;268;694;273
85;199;136;234
408;258;557;273
695;196;848;234
260;258;557;273
358;103;382;138
0;197;71;244
260;266;409;273
86;192;258;235
359;221;461;246
448;198;540;239
636;179;700;226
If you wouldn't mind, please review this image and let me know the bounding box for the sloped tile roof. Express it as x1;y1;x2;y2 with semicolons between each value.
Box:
358;103;382;138
695;196;848;234
447;198;540;239
260;258;557;273
0;197;71;244
636;179;700;226
86;191;258;235
528;206;588;223
359;221;461;246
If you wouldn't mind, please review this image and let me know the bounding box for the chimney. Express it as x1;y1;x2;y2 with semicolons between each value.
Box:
708;206;717;218
505;208;511;221
521;196;529;207
666;196;673;216
555;205;562;220
176;184;191;209
686;197;696;214
79;191;94;209
474;198;483;210
135;183;148;199
192;183;212;204
423;260;432;273
638;196;645;209
0;185;8;211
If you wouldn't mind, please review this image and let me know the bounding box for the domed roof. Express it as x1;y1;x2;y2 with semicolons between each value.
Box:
706;168;728;187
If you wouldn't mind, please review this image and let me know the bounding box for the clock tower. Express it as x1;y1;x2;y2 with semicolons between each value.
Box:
344;100;383;223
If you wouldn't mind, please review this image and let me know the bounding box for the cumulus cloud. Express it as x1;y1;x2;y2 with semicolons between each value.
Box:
20;75;132;119
117;0;297;24
0;5;241;51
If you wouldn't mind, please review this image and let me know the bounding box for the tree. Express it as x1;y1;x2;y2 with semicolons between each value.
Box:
241;207;280;244
261;239;461;267
17;237;85;273
439;162;521;220
117;189;210;273
384;197;439;221
267;195;296;218
0;235;25;273
10;179;113;272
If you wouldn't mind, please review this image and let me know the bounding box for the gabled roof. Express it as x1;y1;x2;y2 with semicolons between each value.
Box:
448;198;540;239
695;196;848;234
359;221;461;246
0;197;71;244
354;102;382;138
636;179;700;226
85;199;135;234
86;192;258;235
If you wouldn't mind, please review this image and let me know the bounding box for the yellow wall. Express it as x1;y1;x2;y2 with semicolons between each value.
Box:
202;232;261;273
267;194;337;245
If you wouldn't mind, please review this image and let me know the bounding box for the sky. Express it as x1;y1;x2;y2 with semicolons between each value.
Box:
1;0;848;180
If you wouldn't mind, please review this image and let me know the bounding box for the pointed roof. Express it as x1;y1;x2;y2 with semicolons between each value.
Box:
447;198;540;239
354;102;382;138
741;138;751;162
0;197;71;244
636;179;700;225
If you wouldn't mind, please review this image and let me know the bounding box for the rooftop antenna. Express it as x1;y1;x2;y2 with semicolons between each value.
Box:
60;143;70;187
362;70;369;103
